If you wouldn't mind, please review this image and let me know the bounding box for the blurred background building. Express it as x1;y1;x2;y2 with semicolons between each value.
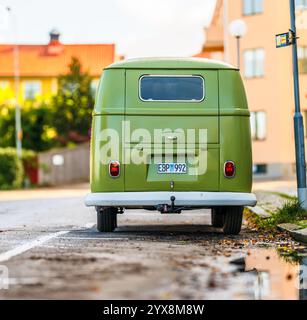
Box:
0;30;117;104
202;0;307;180
194;0;224;60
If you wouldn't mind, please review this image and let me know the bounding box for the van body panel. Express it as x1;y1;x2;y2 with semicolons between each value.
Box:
218;70;248;112
94;69;125;115
126;69;218;116
89;58;255;208
124;146;219;192
106;57;237;71
124;69;219;191
219;116;253;193
91;115;125;192
218;70;252;194
85;192;257;207
126;116;219;145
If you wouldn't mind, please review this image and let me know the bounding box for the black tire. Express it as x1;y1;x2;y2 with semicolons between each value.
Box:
96;207;118;232
211;208;225;228
222;207;244;235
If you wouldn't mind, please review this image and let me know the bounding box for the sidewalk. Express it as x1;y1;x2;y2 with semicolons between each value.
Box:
253;179;297;196
0;183;90;202
251;179;307;244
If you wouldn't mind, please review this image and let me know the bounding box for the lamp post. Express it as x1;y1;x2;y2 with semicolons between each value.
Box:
7;7;22;158
290;0;307;209
229;19;247;69
275;0;307;209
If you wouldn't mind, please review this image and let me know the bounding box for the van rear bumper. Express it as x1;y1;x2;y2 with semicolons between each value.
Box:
85;192;257;208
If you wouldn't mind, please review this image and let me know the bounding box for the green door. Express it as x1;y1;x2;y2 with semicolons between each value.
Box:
124;69;220;192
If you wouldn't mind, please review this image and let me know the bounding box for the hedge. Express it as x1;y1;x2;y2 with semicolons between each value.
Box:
0;148;24;190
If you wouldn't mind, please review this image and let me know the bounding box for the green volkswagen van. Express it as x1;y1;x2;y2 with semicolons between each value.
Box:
85;58;257;235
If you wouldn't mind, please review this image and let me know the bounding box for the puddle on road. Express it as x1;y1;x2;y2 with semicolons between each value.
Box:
231;248;307;300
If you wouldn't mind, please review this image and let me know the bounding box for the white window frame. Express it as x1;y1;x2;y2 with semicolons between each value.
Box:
0;81;9;89
250;111;267;141
243;0;264;16
244;48;265;78
296;0;307;9
139;75;205;103
23;80;42;100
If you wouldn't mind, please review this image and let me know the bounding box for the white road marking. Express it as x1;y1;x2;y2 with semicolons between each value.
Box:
58;237;130;241
0;231;69;263
84;223;96;229
0;222;96;263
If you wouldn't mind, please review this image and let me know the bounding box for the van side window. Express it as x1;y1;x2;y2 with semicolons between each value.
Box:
139;76;205;102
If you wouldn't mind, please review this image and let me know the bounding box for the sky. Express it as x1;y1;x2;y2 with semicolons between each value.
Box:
0;0;216;58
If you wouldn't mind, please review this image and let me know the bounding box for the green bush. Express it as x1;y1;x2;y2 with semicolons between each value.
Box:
0;148;24;190
0;103;56;152
22;149;37;166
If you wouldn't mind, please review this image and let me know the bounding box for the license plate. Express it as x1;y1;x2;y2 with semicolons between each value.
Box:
157;163;187;174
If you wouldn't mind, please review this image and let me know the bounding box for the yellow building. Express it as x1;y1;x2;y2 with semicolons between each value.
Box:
205;0;307;179
0;30;116;105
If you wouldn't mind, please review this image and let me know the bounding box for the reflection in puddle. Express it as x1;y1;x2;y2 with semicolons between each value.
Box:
238;248;307;300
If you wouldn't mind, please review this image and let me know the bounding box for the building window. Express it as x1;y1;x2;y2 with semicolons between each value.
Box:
250;111;267;141
244;48;265;78
298;47;307;74
243;0;264;15
296;0;307;9
23;81;42;100
253;164;268;175
0;81;9;89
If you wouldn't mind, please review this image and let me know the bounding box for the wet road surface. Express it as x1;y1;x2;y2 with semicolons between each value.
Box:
0;195;306;300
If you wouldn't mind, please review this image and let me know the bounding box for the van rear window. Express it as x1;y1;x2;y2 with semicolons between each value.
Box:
139;76;205;102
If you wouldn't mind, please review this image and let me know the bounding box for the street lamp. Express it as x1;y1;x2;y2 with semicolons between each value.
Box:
229;19;247;69
289;0;307;209
6;7;22;158
275;0;307;209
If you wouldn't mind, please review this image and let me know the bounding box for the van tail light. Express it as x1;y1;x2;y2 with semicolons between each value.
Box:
224;161;236;178
109;161;120;178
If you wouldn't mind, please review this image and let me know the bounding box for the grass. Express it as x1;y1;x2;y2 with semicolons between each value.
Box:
277;246;302;263
270;192;297;201
297;220;307;229
246;198;307;232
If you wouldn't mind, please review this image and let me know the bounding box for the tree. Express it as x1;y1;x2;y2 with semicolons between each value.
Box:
0;105;15;148
0;103;55;152
52;57;94;145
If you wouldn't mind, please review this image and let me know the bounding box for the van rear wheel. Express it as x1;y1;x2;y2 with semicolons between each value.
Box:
96;207;117;232
222;207;243;235
211;208;225;228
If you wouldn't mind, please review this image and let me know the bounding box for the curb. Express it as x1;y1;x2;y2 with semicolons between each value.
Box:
247;206;307;244
247;206;271;218
278;224;307;244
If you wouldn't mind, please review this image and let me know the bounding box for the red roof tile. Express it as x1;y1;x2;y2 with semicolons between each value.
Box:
193;52;212;58
0;43;115;77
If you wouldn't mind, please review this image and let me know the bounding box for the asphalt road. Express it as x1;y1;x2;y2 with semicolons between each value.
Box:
0;190;305;300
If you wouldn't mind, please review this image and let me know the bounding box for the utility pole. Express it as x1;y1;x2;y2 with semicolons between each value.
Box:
277;0;307;208
236;36;240;69
7;7;22;158
290;0;307;209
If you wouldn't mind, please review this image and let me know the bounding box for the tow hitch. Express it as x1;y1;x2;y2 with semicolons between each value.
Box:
157;196;183;214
